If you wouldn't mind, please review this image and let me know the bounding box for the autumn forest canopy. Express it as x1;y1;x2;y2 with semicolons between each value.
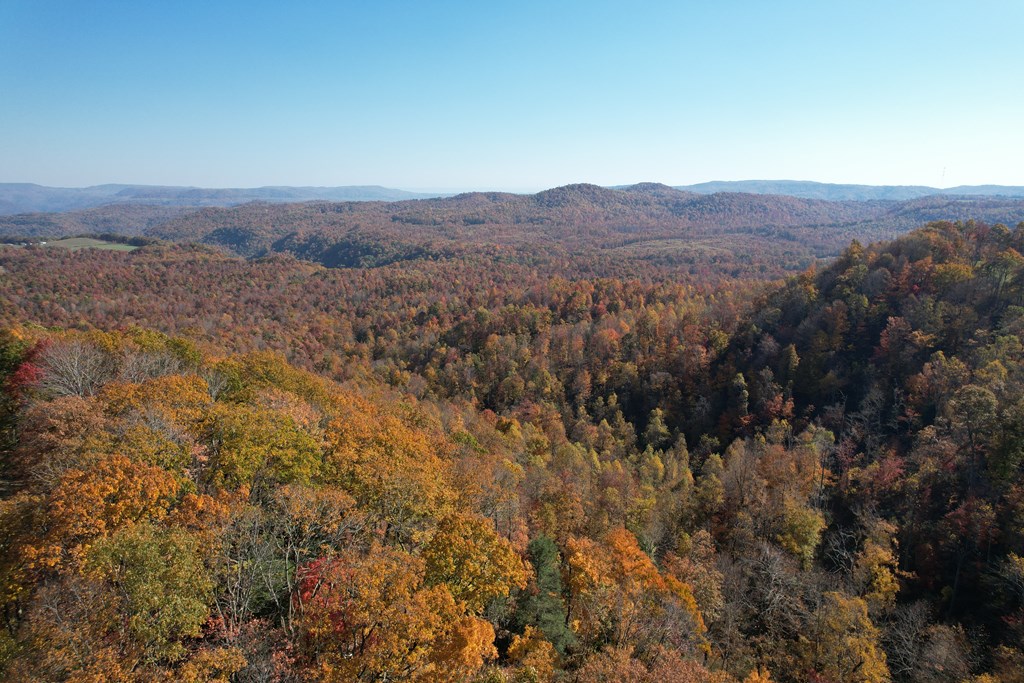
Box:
3;187;1024;682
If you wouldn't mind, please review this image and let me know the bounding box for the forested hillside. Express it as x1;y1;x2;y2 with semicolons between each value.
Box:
3;219;1024;681
5;186;1024;283
0;205;199;239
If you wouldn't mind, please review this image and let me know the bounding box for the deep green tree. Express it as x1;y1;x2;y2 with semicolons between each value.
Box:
514;535;575;654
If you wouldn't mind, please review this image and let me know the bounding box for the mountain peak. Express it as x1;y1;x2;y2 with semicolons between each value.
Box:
622;182;675;192
532;183;621;208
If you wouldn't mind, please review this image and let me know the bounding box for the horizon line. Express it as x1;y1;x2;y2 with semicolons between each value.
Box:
4;178;1024;194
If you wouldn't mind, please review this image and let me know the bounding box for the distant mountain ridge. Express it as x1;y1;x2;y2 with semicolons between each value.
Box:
3;181;1024;282
5;182;1024;249
673;179;1024;201
6;180;1024;215
124;183;1024;270
0;183;443;215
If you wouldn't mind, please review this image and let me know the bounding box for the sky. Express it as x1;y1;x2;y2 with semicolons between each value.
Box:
1;1;1022;191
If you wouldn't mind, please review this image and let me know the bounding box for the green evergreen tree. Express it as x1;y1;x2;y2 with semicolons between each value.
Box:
514;536;575;654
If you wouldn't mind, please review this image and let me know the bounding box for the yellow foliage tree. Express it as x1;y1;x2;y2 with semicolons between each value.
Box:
204;402;322;491
297;544;495;682
800;592;889;683
325;403;455;541
743;666;773;683
507;626;558;683
100;373;211;428
422;512;528;613
23;454;179;572
565;527;705;653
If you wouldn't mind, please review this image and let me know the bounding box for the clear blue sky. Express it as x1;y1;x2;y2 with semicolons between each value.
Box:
1;1;1022;191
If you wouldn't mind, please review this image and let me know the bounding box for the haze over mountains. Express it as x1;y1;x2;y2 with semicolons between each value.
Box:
5;180;1024;216
674;180;1024;201
0;183;441;215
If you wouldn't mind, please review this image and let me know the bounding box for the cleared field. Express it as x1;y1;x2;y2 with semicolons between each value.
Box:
42;237;138;251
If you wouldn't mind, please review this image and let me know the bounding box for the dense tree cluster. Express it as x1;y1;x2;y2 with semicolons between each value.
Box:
0;329;718;681
2;219;1024;680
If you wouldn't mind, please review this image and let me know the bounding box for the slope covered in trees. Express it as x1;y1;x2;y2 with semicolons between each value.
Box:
4;220;1024;681
0;204;196;239
5;185;1024;283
